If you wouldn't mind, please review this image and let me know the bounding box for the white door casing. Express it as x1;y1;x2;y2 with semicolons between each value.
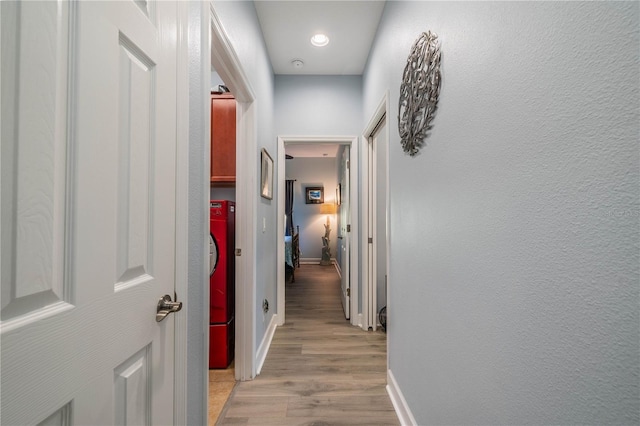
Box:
1;1;185;424
374;121;388;324
368;133;377;331
362;92;390;333
277;136;359;327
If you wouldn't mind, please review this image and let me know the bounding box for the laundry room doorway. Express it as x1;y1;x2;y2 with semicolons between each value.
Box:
209;5;259;384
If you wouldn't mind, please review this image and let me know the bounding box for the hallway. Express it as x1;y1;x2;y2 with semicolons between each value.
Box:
216;264;398;425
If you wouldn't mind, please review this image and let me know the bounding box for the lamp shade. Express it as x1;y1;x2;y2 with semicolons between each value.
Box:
320;203;337;215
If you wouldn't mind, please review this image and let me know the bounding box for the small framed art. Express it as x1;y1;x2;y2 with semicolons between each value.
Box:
260;148;273;200
305;187;324;204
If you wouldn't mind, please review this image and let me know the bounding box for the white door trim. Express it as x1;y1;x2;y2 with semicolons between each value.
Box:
362;91;390;332
277;136;360;327
174;1;190;423
210;4;258;381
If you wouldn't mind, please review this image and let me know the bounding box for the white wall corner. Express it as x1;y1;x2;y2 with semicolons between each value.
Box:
387;369;417;426
255;314;278;375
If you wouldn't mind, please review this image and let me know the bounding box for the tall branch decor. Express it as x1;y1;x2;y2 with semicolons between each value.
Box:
398;31;442;156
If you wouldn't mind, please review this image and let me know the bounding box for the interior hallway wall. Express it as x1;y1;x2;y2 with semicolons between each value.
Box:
275;75;362;135
363;2;639;424
211;0;277;356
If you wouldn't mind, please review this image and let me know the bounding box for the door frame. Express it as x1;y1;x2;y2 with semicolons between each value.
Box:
174;2;189;423
276;136;360;327
361;91;390;332
210;5;258;381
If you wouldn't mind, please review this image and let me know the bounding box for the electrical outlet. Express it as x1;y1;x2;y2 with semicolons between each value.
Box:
262;299;269;313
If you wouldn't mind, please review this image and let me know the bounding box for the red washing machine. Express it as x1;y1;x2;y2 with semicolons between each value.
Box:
209;200;235;369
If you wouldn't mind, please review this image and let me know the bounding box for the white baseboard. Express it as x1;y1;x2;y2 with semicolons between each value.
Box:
255;314;278;375
387;369;417;426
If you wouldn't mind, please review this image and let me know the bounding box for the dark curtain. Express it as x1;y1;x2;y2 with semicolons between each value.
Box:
285;179;295;235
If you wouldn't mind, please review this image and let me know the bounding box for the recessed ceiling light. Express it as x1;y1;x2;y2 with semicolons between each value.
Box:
310;33;329;47
291;59;304;68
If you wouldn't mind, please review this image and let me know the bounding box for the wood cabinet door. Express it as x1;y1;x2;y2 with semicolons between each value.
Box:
211;93;236;185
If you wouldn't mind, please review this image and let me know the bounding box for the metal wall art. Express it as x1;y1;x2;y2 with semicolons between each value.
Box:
398;31;442;156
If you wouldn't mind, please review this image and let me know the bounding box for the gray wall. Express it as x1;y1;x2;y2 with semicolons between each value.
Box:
275;75;362;135
211;0;277;356
363;2;639;424
285;157;338;260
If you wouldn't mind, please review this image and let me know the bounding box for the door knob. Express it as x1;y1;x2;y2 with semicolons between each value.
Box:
156;294;182;322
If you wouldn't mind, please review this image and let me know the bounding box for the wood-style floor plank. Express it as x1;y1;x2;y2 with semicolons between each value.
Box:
216;264;398;425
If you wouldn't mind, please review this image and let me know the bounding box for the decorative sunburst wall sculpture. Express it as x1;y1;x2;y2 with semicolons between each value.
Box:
398;31;442;157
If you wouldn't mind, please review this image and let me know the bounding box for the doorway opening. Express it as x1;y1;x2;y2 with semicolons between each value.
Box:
276;136;360;328
209;1;258;386
207;7;259;424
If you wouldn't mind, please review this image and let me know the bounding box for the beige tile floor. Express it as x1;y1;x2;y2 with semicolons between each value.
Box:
208;363;236;425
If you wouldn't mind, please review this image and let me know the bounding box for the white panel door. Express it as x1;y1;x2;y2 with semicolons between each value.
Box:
1;1;183;424
339;147;351;319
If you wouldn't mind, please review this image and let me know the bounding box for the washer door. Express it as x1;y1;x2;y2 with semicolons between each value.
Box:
209;233;219;276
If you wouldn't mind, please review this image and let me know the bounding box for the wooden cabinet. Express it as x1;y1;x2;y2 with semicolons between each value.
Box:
210;93;236;185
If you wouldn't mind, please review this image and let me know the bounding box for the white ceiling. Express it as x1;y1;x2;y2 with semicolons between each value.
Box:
254;1;386;75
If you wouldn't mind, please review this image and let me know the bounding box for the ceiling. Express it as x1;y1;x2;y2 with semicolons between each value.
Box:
254;1;386;75
254;1;385;158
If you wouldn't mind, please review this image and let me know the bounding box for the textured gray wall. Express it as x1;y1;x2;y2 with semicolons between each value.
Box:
275;75;362;135
364;2;639;424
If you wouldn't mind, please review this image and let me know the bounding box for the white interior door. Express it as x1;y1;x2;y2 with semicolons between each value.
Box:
1;1;182;424
339;146;351;319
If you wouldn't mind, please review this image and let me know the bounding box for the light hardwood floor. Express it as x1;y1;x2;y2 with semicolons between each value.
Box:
215;264;399;425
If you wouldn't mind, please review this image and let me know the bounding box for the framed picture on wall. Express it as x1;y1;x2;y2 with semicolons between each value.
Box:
336;184;342;206
305;187;324;204
261;148;273;200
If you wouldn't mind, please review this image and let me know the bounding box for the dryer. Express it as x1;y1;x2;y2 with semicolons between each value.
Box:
209;200;235;369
